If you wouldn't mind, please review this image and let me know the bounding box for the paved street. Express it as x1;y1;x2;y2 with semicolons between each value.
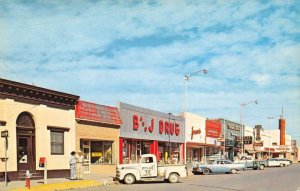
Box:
73;163;300;191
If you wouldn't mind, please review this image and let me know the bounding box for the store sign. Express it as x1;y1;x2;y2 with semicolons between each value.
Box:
119;102;185;142
255;125;262;141
191;126;201;140
227;124;241;131
235;136;252;144
133;114;180;136
206;120;221;138
254;142;263;147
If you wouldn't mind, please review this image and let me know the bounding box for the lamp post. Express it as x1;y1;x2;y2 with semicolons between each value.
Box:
240;100;258;155
267;115;281;158
184;69;208;112
168;112;172;160
184;69;207;163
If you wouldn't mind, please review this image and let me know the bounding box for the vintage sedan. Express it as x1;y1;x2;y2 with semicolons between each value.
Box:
192;159;245;175
278;158;292;166
267;158;290;167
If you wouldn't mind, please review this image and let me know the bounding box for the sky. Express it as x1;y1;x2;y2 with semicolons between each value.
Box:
1;1;300;144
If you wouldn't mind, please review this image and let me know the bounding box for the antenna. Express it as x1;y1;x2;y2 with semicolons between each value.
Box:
281;107;284;118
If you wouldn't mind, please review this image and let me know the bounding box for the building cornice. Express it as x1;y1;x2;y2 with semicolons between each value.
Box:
0;78;79;110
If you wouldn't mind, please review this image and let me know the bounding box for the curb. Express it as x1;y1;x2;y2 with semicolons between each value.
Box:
9;180;102;191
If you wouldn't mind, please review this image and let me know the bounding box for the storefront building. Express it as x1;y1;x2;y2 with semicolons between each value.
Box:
75;100;122;174
183;112;206;164
205;120;222;162
0;78;79;181
210;119;242;161
118;102;185;164
244;124;296;161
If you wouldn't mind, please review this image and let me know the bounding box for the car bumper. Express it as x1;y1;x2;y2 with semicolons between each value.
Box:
192;168;202;173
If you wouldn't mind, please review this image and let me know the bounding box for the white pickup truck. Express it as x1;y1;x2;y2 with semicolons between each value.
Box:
116;154;187;184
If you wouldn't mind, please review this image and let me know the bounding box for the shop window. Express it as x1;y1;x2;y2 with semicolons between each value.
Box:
50;131;64;155
91;141;113;164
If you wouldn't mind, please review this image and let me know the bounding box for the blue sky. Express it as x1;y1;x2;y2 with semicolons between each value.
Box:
1;1;300;144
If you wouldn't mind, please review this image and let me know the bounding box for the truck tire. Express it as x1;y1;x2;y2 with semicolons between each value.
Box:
280;163;284;167
203;168;210;175
124;174;135;184
259;164;265;170
168;173;179;183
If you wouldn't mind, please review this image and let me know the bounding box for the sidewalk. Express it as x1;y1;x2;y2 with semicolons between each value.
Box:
0;173;116;191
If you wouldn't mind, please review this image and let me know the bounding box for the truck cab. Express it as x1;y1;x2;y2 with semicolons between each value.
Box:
116;154;187;184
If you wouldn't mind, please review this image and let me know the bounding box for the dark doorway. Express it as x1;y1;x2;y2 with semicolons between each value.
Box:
16;112;36;171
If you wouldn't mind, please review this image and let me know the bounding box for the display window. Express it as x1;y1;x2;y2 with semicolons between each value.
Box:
158;142;182;164
122;139;152;164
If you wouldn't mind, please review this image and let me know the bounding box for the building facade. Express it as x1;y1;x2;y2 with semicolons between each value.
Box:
205;120;222;162
0;78;79;181
183;112;206;164
75;100;122;174
118;102;185;164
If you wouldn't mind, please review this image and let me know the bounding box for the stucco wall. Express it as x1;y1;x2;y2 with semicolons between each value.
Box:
0;98;76;172
76;122;120;164
183;112;206;143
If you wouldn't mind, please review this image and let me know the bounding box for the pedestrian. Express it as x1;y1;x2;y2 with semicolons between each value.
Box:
69;151;76;180
76;151;84;180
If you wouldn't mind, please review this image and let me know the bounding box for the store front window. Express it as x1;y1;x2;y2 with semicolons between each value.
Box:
122;139;152;164
158;142;182;164
90;141;113;164
187;147;203;163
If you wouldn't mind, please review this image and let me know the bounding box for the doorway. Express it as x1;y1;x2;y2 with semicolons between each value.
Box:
16;112;36;172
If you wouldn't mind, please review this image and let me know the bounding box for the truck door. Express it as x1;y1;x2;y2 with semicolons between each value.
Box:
140;156;157;177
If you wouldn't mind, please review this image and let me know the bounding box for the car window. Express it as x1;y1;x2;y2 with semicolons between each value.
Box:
224;161;232;164
141;157;153;163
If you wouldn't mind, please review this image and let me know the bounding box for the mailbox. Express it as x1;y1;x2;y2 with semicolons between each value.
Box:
39;157;46;167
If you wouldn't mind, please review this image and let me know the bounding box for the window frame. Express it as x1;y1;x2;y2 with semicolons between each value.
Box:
47;126;69;155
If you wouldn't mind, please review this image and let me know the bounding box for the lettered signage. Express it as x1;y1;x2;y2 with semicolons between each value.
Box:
133;114;180;136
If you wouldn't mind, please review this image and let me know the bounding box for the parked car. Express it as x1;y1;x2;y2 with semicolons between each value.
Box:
116;154;187;184
278;158;292;166
267;158;288;167
192;159;245;175
234;155;268;170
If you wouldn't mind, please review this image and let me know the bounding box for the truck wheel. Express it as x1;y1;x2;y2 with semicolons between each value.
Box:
124;174;135;184
168;173;179;183
230;169;237;174
259;165;265;170
203;168;210;175
280;163;284;167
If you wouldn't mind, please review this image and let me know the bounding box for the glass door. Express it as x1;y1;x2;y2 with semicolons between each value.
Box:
81;140;90;174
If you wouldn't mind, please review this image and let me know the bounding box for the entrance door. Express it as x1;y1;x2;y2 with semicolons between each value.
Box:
16;112;36;172
81;140;90;174
17;135;34;171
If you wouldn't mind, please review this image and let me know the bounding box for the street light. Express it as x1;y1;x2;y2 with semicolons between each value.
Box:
168;112;172;160
267;115;281;158
184;69;208;112
184;69;207;163
240;100;258;155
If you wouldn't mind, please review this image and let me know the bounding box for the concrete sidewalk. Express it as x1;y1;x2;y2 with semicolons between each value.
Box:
0;173;116;191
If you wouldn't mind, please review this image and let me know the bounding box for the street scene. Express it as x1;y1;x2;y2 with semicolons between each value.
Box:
73;164;300;191
1;0;300;191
